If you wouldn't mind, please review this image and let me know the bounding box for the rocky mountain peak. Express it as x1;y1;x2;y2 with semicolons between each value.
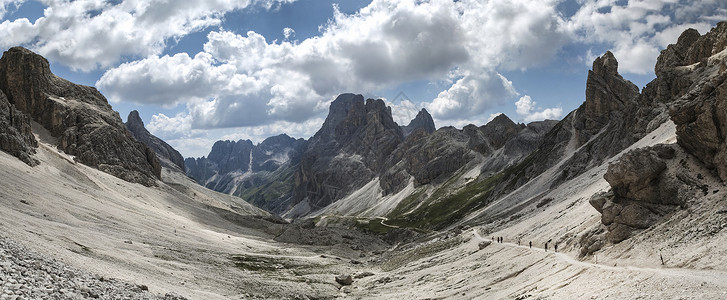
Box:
575;51;639;145
124;110;185;172
655;21;727;75
402;108;436;137
126;110;144;128
0;47;161;186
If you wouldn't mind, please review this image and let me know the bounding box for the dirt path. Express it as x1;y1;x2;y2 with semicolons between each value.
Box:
473;229;727;287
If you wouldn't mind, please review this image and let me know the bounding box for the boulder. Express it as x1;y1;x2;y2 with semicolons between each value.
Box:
335;274;353;286
596;145;698;243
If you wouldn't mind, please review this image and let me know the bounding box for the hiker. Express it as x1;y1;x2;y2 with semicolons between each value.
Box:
555;243;558;253
518;239;521;246
529;241;532;248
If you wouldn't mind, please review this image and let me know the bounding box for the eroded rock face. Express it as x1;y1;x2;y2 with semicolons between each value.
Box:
293;94;405;213
401;108;435;137
665;22;727;182
0;89;38;166
592;145;697;243
575;51;640;146
0;47;160;186
125;110;185;172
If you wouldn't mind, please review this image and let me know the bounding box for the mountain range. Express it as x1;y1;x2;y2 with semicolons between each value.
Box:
1;22;727;299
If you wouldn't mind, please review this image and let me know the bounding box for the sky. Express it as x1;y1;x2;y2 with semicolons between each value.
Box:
1;0;725;158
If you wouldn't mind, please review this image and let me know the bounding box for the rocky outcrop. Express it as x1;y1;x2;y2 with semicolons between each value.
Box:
0;47;160;186
125;110;185;172
401;108;435;137
185;134;307;214
292;94;405;215
574;51;640;146
664;22;727;182
0;89;38;166
591;145;699;243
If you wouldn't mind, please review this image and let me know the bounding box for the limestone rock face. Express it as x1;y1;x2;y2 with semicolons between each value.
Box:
125;110;185;172
0;47;160;186
292;94;405;214
581;23;727;244
665;22;727;182
575;51;640;146
0;89;38;166
593;145;698;243
401;108;435;137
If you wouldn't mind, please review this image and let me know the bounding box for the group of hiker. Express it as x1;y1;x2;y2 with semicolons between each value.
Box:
491;236;558;252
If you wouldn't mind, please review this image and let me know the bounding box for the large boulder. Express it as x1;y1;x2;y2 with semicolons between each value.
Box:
592;145;697;243
0;47;160;186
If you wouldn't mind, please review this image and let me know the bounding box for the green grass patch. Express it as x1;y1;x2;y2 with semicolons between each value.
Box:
387;173;503;230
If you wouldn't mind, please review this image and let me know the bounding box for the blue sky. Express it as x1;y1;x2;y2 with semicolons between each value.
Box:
1;0;725;157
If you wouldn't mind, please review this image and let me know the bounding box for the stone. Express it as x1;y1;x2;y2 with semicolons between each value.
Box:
0;89;38;166
335;274;353;286
478;241;491;250
596;145;699;242
0;47;160;186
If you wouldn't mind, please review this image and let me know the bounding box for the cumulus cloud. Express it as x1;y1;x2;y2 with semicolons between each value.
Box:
566;0;727;74
148;111;323;157
514;95;562;123
96;0;571;130
0;0;297;71
428;72;518;120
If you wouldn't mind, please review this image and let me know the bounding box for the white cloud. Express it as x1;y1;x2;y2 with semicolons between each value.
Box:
428;72;518;120
148;111;322;158
566;0;727;74
0;0;298;71
97;0;571;129
0;0;25;19
514;95;562;123
283;27;295;40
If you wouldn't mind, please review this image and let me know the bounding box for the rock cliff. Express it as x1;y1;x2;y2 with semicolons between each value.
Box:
588;22;727;244
291;94;405;215
125;110;185;172
0;89;38;166
0;47;160;186
401;108;435;137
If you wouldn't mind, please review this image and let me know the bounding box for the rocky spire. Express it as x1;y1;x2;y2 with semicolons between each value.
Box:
125;110;185;172
402;108;435;137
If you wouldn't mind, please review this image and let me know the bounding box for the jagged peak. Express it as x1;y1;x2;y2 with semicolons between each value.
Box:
126;110;144;126
592;51;619;78
403;107;436;137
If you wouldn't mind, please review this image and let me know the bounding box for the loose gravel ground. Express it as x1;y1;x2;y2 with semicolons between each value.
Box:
0;235;186;300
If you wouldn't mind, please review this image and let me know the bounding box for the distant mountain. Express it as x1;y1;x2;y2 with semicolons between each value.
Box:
185;23;727;251
185;134;307;214
401;108;435;137
125;110;185;172
0;47;160;186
